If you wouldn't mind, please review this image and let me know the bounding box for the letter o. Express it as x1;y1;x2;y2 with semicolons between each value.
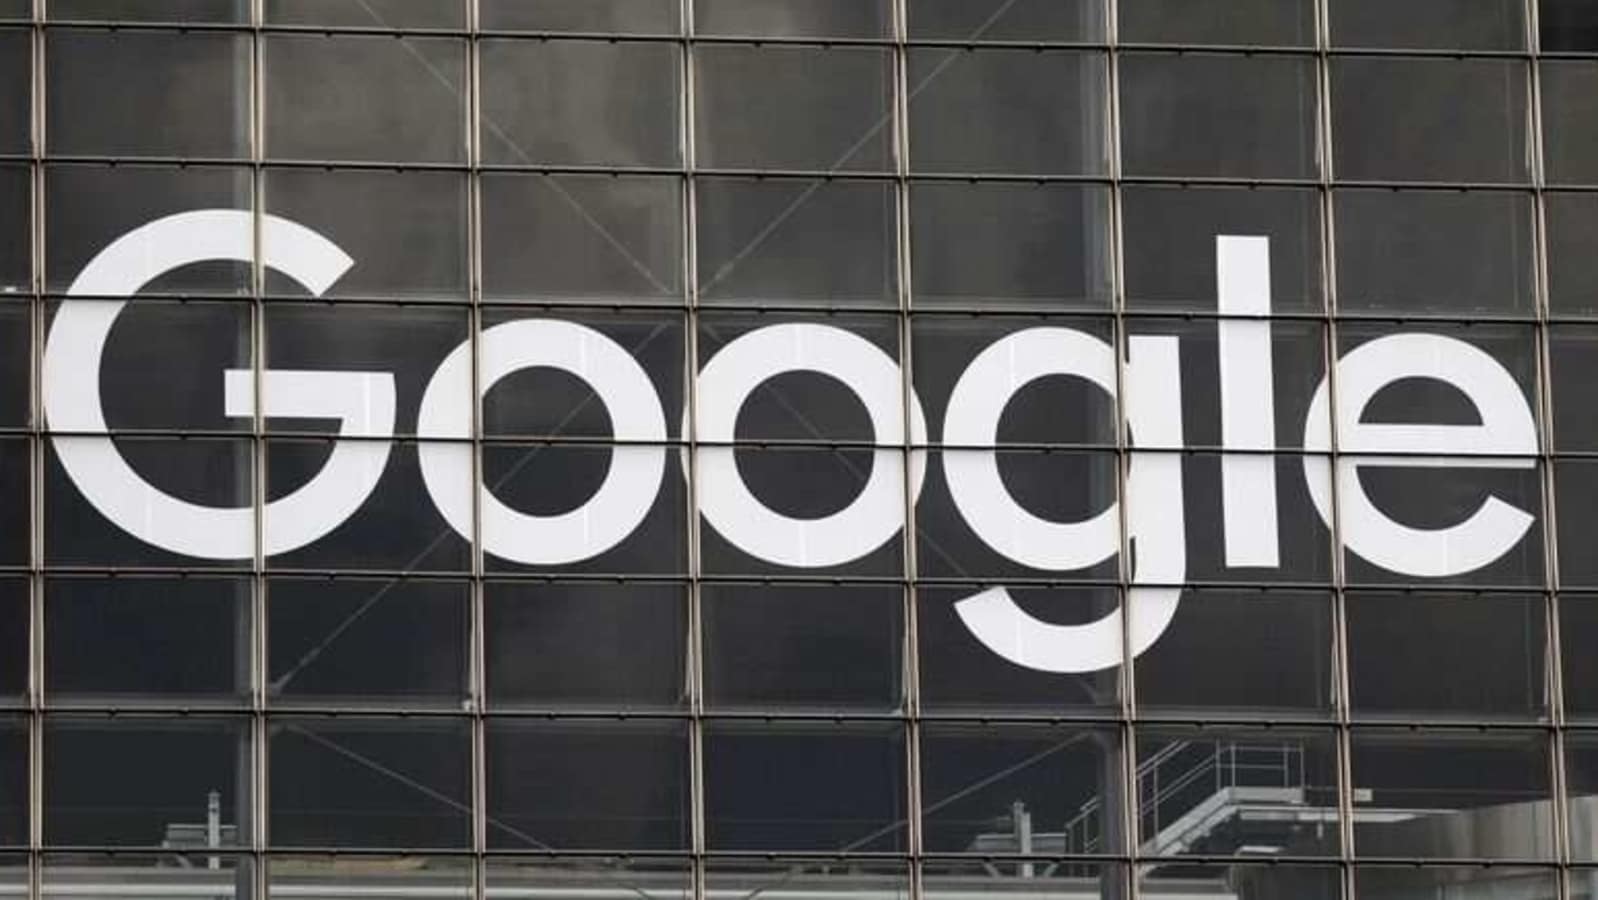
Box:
693;323;927;568
417;319;667;565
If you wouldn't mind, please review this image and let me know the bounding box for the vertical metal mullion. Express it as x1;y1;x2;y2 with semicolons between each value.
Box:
465;0;486;897
890;0;919;893
25;1;42;898
1527;1;1572;892
680;0;705;895
1314;2;1356;898
247;0;266;895
1103;0;1139;893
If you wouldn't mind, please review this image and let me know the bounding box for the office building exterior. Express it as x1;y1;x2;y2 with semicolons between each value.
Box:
4;0;1598;898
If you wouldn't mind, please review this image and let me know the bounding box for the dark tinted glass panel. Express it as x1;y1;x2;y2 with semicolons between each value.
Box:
263;168;467;301
696;178;897;306
46;576;248;704
696;0;889;37
0;168;26;294
0;30;22;156
1542;62;1598;185
1332;58;1530;183
695;45;892;172
1562;597;1598;720
1121;53;1317;179
1346;591;1547;720
1135;590;1335;716
66;299;249;432
1550;326;1598;450
908;49;1108;176
0;580;21;701
44;717;250;847
263;35;466;164
1547;192;1598;315
48;0;247;22
267;578;468;706
702;583;903;712
0;721;18;846
1121;185;1323;313
481;174;682;303
1555;461;1598;587
265;0;464;27
0;301;28;426
484;581;687;710
1542;0;1598;51
1566;734;1598;859
1119;0;1314;46
480;0;679;34
47;30;249;159
269;717;470;849
1330;0;1524;49
907;0;1104;41
1136;726;1341;857
921;723;1121;854
1334;189;1535;316
1348;730;1553;859
486;720;690;850
703;721;906;851
480;39;679;168
911;182;1113;309
45;165;252;295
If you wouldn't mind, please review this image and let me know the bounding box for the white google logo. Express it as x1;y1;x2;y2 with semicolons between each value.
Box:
43;211;1540;675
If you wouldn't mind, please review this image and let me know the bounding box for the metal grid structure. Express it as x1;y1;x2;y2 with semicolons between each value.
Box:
3;0;1598;899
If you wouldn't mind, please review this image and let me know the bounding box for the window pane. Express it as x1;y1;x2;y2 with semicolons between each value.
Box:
47;437;247;568
57;299;250;433
0;580;21;702
1550;326;1598;450
1544;0;1598;50
46;576;249;705
264;302;469;437
1541;62;1598;185
1334;189;1535;316
1329;0;1524;49
263;169;468;300
0;721;18;846
1121;53;1318;179
44;716;250;847
488;857;691;900
1356;867;1555;900
1346;591;1547;720
907;0;1104;41
1136;726;1341;857
0;30;22;156
46;164;252;295
480;39;679;168
486;719;690;851
269;855;468;900
1562;597;1598;721
908;48;1108;176
1348;730;1553;859
270;717;470;849
695;45;893;172
910;182;1113;309
1331;58;1529;183
1565;733;1598;861
921;723;1121;854
1547;192;1598;316
481;173;682;303
264;35;466;164
480;0;679;34
48;0;247;22
1121;184;1324;313
265;0;464;28
484;581;687;711
916;585;1121;715
702;582;903;712
1135;589;1335;717
1143;865;1341;900
1556;461;1598;587
703;721;906;851
1119;0;1314;46
696;177;897;306
929;860;1123;900
267;577;468;707
47;30;249;159
0;302;29;427
265;439;471;573
0;168;26;294
696;0;890;37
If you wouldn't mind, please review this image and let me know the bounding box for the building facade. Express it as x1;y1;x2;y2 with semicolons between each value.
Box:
4;0;1598;898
